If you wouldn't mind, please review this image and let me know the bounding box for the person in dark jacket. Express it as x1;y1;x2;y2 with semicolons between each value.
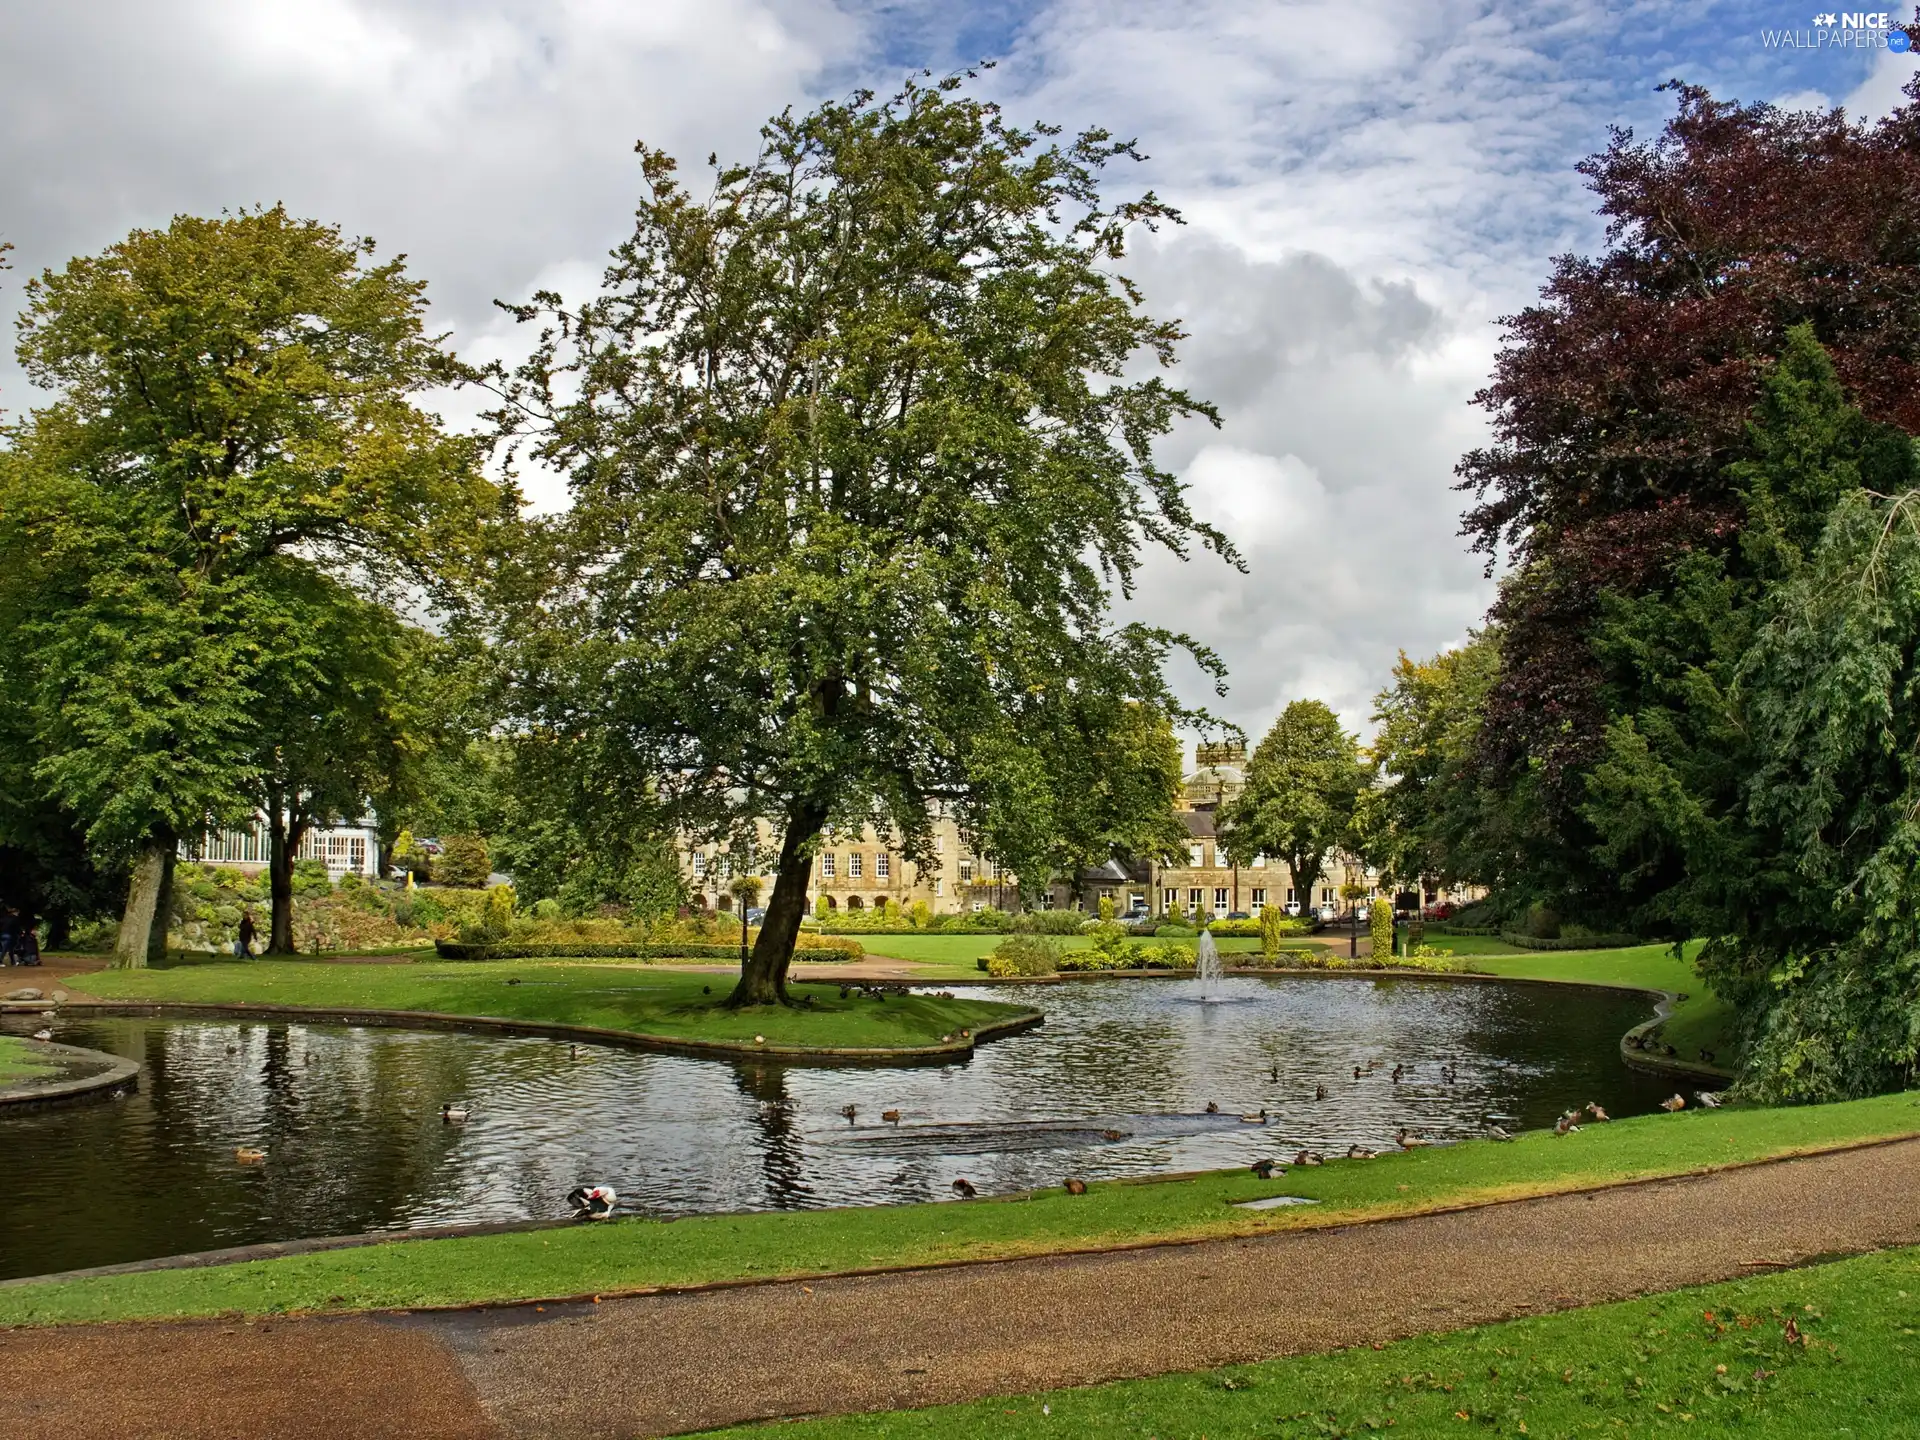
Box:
236;910;257;959
0;908;18;965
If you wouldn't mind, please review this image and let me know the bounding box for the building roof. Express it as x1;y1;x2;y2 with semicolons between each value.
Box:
1180;810;1216;838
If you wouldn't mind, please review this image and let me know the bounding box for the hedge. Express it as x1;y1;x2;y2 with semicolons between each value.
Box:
1496;932;1643;951
434;938;864;962
1427;923;1503;937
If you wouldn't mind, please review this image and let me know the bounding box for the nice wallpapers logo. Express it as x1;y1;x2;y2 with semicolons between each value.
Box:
1764;11;1915;48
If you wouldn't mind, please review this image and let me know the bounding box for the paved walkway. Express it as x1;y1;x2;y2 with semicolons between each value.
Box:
5;1139;1920;1439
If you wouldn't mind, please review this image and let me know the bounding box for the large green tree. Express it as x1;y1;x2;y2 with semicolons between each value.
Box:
1216;700;1367;915
0;207;507;965
489;77;1233;1005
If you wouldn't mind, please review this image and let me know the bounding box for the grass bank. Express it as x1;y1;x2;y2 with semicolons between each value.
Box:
65;961;1023;1054
0;1036;57;1086
695;1245;1920;1439
848;932;1266;971
5;1091;1916;1328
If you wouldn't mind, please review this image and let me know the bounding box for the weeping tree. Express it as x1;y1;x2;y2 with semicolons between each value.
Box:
0;208;507;965
490;75;1235;1007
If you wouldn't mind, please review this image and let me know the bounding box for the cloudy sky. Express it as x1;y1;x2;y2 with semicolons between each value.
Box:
1;0;1909;749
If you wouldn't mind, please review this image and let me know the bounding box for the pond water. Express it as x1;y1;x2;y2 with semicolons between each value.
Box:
0;974;1671;1281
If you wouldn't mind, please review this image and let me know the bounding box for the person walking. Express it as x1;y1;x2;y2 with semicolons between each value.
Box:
236;909;257;959
0;907;18;966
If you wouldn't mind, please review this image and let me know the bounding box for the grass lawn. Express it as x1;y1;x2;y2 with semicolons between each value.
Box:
850;932;1264;970
5;1090;1916;1327
1418;931;1525;956
0;1035;58;1086
694;1245;1920;1439
67;960;1025;1053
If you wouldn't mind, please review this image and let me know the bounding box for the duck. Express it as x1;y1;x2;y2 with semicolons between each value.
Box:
1292;1149;1324;1166
1391;1064;1405;1083
1099;1128;1128;1142
567;1184;617;1219
951;1177;978;1199
1270;1064;1281;1084
1396;1129;1432;1149
234;1146;267;1164
1314;1084;1328;1101
882;1109;901;1124
841;1104;859;1124
1238;1109;1269;1124
1585;1102;1611;1122
1696;1091;1724;1109
1205;1101;1220;1114
1064;1177;1088;1196
441;1104;471;1124
30;1028;52;1042
1484;1122;1515;1142
1553;1111;1582;1137
1660;1093;1687;1112
1249;1158;1283;1179
1700;1049;1717;1065
1441;1065;1458;1084
1346;1143;1378;1160
1352;1066;1364;1080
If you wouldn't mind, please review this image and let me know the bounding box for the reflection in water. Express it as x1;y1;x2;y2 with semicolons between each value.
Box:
0;975;1668;1280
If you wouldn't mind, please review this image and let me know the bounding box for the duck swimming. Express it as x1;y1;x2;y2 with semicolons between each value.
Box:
234;1146;267;1164
441;1104;470;1124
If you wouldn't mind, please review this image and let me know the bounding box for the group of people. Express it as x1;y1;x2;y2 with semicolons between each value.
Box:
0;907;42;966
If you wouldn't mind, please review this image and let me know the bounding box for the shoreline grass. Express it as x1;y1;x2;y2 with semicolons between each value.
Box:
0;1036;58;1087
691;1245;1920;1438
65;960;1024;1053
4;1091;1915;1328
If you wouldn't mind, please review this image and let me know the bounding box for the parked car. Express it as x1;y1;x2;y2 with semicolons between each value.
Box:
1283;901;1302;917
1423;902;1454;921
1315;903;1339;922
1224;911;1251;921
745;907;767;924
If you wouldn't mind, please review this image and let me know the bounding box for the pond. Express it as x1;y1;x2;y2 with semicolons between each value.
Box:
0;974;1672;1281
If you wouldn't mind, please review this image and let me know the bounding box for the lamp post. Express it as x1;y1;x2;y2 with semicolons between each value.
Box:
730;874;763;967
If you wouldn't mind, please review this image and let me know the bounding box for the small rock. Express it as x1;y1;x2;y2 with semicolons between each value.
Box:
50;991;68;1003
4;988;43;1002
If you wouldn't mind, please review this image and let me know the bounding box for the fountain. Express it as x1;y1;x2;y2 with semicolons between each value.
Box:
1194;930;1224;1001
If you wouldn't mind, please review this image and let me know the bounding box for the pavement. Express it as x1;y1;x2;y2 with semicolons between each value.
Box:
5;1137;1920;1438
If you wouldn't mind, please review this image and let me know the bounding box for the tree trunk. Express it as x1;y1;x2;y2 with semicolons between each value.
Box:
115;835;175;968
266;806;310;955
729;799;829;1008
46;908;70;952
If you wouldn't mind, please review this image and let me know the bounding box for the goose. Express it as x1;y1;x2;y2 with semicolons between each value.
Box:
1696;1091;1724;1109
1660;1094;1687;1112
841;1104;859;1124
1396;1128;1432;1149
1064;1177;1088;1196
882;1109;902;1124
30;1028;52;1042
1585;1102;1611;1122
951;1177;977;1198
1249;1158;1283;1179
441;1104;470;1124
234;1146;267;1164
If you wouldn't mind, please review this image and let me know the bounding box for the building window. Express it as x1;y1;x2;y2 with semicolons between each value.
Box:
1286;887;1296;904
1188;887;1203;912
1251;888;1266;912
971;901;985;912
692;852;707;878
1213;887;1229;914
959;858;973;882
876;852;890;880
1163;888;1177;914
849;853;863;879
821;853;836;879
935;834;945;854
1321;887;1334;905
935;878;944;897
1188;843;1204;868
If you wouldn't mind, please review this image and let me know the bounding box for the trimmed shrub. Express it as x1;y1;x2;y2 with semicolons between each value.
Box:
437;835;492;889
1013;910;1089;935
1497;932;1642;951
978;934;1062;977
1370;898;1394;959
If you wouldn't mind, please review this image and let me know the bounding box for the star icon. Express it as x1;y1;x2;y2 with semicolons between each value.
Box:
1814;11;1838;23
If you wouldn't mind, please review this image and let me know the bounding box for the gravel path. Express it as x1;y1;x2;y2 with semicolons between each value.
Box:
6;1138;1920;1439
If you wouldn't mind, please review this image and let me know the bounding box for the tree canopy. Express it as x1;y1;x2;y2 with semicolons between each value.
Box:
487;76;1233;1004
1216;700;1366;914
0;207;510;963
